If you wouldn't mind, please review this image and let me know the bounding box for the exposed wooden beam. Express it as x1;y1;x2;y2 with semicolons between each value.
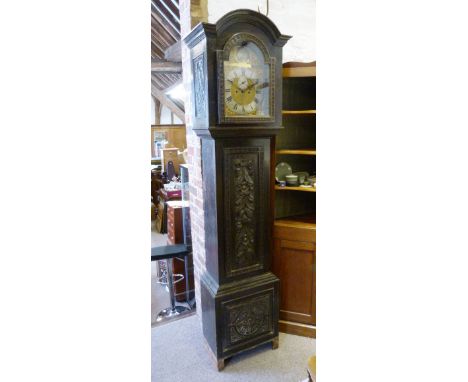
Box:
152;36;167;53
151;26;174;48
153;0;180;31
151;60;182;73
151;42;165;59
163;78;183;94
153;96;161;125
151;10;180;41
152;84;184;121
158;0;180;21
164;41;181;62
151;76;166;90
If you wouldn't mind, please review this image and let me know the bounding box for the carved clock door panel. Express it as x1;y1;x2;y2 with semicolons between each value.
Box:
218;138;272;283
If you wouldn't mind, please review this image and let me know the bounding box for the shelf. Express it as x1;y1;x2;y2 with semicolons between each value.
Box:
282;62;316;78
275;185;316;192
275;214;316;230
276;149;316;156
282;110;316;115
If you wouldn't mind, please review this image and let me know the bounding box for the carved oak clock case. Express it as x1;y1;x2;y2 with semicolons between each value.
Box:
184;9;290;371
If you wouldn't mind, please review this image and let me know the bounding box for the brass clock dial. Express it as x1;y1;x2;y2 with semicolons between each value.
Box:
221;34;272;120
225;68;259;115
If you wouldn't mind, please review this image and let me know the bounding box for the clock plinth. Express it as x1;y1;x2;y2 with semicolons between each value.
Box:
184;9;290;369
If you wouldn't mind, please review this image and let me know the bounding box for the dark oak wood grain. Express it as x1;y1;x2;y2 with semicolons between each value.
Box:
184;9;290;369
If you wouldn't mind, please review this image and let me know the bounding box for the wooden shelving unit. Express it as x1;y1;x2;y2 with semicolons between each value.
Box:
275;185;316;192
282;61;316;77
275;214;316;230
276;149;316;156
282;110;316;115
272;62;316;338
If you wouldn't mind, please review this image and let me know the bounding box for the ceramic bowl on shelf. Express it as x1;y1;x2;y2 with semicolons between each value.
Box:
285;174;298;186
293;171;309;185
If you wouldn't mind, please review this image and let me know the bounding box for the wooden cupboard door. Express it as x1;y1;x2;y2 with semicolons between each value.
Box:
273;238;316;325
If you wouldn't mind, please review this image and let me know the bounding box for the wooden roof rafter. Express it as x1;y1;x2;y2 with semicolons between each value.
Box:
152;0;180;28
151;11;180;43
151;0;184;122
151;59;182;73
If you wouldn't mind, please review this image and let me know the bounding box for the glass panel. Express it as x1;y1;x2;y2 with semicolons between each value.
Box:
223;40;270;118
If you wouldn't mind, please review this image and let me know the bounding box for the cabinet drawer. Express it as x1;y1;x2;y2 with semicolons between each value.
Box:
167;233;175;244
167;212;174;223
167;208;175;219
274;224;315;243
167;219;175;233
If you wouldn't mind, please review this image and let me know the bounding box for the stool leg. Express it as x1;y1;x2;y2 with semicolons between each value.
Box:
184;257;191;306
166;258;176;310
156;257;190;323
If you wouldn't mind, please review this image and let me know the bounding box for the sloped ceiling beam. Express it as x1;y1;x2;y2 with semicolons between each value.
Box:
151;60;182;73
151;84;185;121
164;40;182;62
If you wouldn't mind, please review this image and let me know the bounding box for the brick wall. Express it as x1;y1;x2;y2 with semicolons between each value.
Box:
179;0;208;319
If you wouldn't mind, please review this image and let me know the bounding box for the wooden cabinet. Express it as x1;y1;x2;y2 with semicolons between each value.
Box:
167;201;194;302
273;216;316;337
167;204;183;245
272;62;316;338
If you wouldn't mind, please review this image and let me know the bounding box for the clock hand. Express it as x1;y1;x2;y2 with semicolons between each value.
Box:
246;81;269;92
256;82;269;90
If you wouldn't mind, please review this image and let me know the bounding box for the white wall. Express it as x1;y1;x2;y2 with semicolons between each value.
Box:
161;105;183;124
151;97;183;125
151;97;156;125
207;0;316;62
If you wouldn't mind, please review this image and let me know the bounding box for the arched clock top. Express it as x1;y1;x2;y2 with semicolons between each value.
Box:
221;33;271;62
215;9;290;47
183;9;291;130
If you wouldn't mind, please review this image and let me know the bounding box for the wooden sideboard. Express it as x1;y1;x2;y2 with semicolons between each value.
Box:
273;215;316;337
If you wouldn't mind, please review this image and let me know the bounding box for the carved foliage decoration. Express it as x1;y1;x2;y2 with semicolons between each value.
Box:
193;53;206;118
233;157;255;268
225;292;272;346
224;147;265;277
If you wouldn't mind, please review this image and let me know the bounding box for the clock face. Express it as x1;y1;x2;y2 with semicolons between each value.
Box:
223;38;271;118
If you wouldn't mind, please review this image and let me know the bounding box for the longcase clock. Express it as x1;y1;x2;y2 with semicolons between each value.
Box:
184;9;290;371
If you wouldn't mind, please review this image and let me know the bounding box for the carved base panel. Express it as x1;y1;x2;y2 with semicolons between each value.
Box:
201;272;279;365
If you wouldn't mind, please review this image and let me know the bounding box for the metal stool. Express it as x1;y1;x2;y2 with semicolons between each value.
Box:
151;244;191;322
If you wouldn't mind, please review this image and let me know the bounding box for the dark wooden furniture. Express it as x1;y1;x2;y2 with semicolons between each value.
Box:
151;244;191;323
167;201;194;303
151;167;163;207
151;244;189;261
272;62;316;338
167;202;184;245
184;9;290;371
158;188;181;234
